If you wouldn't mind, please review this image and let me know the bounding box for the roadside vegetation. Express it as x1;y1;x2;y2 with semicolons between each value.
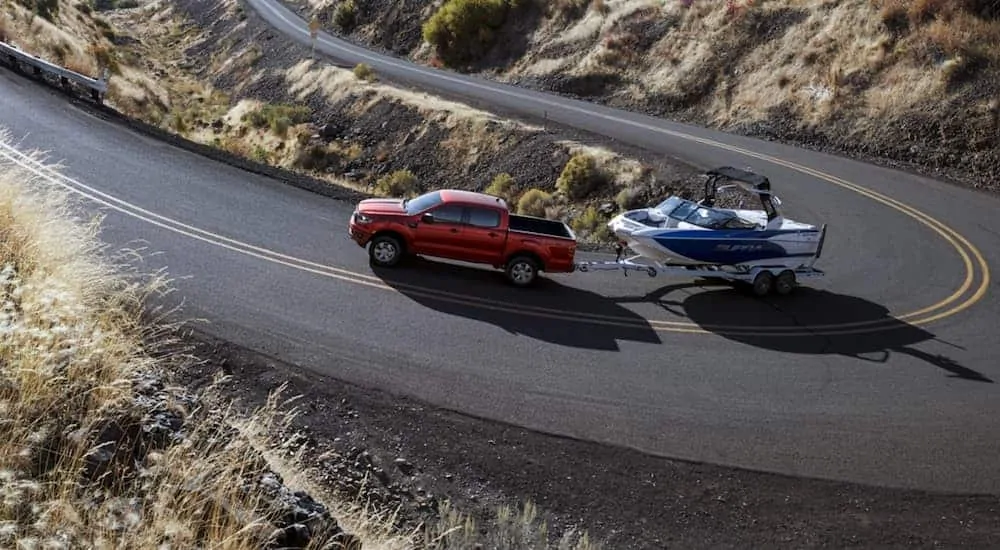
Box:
301;0;1000;190
0;0;642;545
0;130;601;550
5;0;702;245
0;142;367;548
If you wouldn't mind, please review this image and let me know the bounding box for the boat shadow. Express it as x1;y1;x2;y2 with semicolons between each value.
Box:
614;281;992;383
369;257;662;351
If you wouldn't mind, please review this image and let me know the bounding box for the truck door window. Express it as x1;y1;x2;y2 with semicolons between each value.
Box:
467;207;501;228
429;204;464;224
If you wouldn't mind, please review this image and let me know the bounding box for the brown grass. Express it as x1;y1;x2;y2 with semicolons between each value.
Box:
90;0;650;237
0;2;617;548
499;0;1000;131
0;136;353;548
0;131;604;549
0;0;170;120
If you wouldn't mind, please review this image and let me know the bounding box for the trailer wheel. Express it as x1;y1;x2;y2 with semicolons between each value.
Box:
775;270;797;296
751;271;774;297
368;234;403;267
505;255;540;287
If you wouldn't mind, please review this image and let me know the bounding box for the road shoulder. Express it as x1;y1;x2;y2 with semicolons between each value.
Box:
176;328;1000;549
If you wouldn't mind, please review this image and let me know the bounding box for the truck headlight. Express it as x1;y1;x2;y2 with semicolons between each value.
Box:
354;212;372;224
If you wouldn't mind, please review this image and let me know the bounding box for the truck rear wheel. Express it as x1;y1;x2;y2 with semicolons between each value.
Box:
369;234;403;267
505;255;540;287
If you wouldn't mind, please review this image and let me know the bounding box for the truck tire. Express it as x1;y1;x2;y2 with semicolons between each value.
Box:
369;234;403;267
505;255;540;287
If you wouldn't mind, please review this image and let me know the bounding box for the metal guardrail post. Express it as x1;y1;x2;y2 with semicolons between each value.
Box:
0;37;108;104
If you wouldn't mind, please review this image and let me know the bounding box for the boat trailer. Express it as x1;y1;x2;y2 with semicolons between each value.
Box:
573;227;827;297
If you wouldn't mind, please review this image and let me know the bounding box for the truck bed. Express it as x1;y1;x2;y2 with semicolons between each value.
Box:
508;214;574;239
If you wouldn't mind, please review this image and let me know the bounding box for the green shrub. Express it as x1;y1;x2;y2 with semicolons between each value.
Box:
615;186;645;210
484;172;517;202
353;62;375;80
252;146;269;163
169;112;187;134
242;104;312;137
571;206;613;243
556;153;606;200
333;0;357;31
295;144;339;171
516;188;553;217
422;0;516;65
375;169;420;197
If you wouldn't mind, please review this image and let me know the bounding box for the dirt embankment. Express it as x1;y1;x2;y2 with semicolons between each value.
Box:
303;0;1000;192
102;0;717;243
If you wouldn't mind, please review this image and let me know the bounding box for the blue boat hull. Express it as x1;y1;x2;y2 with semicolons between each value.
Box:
646;229;822;266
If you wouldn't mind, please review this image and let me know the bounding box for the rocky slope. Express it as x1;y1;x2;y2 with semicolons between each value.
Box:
300;0;1000;192
98;0;723;243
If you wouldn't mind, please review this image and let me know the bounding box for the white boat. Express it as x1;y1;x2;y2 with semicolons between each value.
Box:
607;166;825;269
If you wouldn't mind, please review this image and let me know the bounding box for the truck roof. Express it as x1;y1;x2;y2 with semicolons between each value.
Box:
439;189;508;210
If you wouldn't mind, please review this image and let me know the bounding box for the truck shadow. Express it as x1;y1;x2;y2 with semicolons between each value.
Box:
614;281;991;383
369;258;661;351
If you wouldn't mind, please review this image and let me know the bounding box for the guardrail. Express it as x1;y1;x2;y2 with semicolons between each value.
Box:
0;37;109;104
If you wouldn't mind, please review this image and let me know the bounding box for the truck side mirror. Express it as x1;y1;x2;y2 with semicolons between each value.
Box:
421;213;435;224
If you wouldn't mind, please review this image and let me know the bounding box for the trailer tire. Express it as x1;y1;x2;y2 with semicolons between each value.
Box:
368;234;404;268
505;255;540;287
774;270;797;296
751;270;774;297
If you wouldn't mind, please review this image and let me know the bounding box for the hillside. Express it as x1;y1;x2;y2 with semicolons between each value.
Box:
306;0;1000;191
5;0;1000;548
3;0;722;246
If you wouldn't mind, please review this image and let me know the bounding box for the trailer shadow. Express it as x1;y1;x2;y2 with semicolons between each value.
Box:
615;281;991;383
369;258;661;351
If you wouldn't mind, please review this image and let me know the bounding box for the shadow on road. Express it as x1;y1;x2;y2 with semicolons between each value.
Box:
616;281;992;383
370;258;661;351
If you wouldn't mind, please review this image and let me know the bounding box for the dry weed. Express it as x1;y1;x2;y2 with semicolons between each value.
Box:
0;133;361;549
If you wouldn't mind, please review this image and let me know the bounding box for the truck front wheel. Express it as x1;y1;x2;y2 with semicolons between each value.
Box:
505;255;540;287
369;234;403;267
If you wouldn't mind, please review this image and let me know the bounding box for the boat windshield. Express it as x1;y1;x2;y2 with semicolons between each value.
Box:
652;197;757;229
653;196;684;213
683;206;757;229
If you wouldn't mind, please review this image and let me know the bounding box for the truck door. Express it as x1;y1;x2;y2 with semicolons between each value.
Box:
460;206;506;263
412;203;465;259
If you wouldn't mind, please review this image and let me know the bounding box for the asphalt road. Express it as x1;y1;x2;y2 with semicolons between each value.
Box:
2;22;1000;494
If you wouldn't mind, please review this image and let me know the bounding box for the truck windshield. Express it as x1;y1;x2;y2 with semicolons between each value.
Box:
403;191;443;215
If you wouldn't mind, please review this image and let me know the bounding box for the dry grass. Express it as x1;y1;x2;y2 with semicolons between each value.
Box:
0;130;604;548
96;0;651;222
499;0;1000;128
0;0;170;118
0;135;356;548
0;1;617;546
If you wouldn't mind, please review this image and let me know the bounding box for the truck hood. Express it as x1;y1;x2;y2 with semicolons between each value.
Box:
357;198;406;215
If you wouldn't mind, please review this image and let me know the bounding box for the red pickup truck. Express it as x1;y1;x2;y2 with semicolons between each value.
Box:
348;189;577;287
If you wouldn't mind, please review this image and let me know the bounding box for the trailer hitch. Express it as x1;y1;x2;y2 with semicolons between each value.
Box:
614;242;627;277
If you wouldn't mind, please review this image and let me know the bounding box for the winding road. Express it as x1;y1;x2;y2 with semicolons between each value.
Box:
2;1;1000;494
